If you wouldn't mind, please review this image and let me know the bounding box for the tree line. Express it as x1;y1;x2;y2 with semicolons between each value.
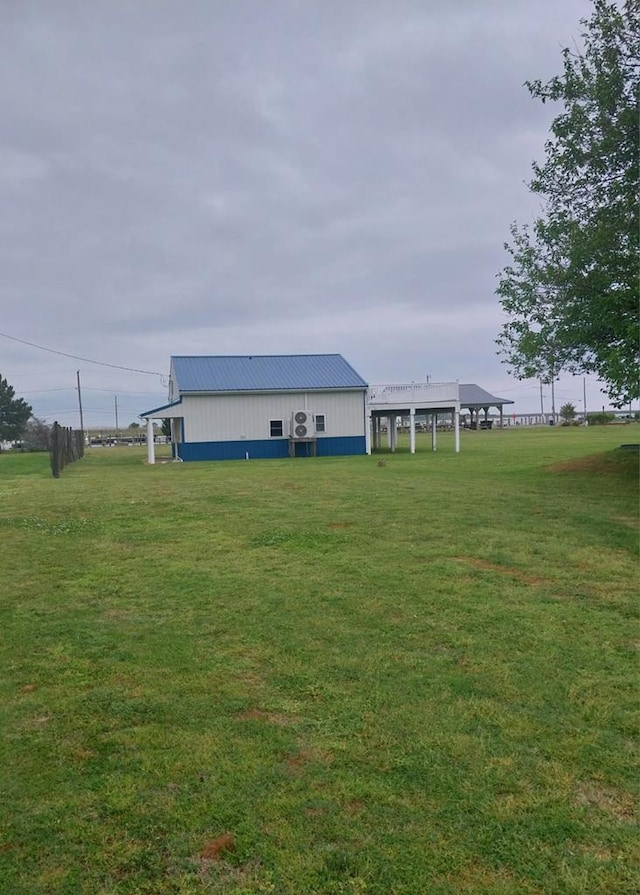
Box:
0;375;33;447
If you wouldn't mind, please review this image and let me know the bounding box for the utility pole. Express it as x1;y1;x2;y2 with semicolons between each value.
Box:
114;395;119;442
583;378;587;424
539;378;544;421
76;370;84;434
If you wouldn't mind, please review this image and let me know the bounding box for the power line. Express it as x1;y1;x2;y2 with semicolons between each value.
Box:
23;386;165;395
20;387;71;394
0;330;164;376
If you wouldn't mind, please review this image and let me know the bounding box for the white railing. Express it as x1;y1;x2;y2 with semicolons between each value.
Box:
368;381;459;406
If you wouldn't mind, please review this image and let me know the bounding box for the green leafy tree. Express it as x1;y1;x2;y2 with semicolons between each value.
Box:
0;375;32;445
559;402;577;423
497;0;639;406
161;419;171;438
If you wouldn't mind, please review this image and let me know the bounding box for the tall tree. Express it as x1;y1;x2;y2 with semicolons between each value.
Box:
0;375;32;444
497;0;639;405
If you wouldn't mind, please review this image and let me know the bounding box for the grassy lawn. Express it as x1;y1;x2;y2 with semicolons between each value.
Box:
0;427;638;894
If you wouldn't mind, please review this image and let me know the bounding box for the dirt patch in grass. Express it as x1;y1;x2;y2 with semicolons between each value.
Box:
283;745;333;776
200;833;235;861
327;521;353;529
574;782;636;822
577;843;615;861
453;556;549;586
345;799;365;816
548;451;639;478
24;715;52;727
38;867;70;887
304;805;328;817
104;609;133;620
70;745;95;761
612;515;639;529
441;861;543;894
284;749;315;775
237;708;293;726
197;857;268;890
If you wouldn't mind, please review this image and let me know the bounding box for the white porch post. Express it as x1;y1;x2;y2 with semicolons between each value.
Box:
365;411;372;455
146;418;155;465
454;409;460;453
409;408;416;454
431;413;437;452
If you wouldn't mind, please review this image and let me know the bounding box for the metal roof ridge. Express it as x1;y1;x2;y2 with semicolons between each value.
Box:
170;353;344;360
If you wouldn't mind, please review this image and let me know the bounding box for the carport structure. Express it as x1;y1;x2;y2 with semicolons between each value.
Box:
366;381;460;454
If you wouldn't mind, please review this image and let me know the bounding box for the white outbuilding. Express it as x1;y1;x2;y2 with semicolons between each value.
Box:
140;353;369;463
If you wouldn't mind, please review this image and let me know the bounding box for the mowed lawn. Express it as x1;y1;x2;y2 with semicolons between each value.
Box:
0;427;637;895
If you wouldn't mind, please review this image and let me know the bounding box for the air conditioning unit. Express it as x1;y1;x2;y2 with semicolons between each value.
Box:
291;409;314;439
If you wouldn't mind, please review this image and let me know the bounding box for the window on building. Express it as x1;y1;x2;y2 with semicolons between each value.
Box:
270;419;283;437
315;414;326;433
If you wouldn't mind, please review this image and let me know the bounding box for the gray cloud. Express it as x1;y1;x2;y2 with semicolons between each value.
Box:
0;0;608;425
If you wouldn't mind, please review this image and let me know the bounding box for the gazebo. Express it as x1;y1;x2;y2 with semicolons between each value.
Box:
459;384;514;429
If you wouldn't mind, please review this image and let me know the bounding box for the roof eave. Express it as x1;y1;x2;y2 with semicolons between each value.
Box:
140;398;184;418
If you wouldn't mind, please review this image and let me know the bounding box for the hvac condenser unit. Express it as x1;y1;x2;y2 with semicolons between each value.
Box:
291;410;314;439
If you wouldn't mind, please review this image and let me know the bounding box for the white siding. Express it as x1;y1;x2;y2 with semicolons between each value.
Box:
181;391;365;443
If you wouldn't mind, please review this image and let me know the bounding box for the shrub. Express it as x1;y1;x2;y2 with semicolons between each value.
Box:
586;412;616;425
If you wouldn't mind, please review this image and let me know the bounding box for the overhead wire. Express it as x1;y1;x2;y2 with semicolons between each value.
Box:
22;386;165;395
0;330;164;376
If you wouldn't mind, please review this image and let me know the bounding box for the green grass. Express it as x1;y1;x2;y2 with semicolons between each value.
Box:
0;427;638;895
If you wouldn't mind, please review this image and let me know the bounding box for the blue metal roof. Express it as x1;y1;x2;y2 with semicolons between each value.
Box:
171;354;368;393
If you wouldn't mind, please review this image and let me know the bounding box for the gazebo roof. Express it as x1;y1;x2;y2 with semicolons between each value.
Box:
459;384;514;408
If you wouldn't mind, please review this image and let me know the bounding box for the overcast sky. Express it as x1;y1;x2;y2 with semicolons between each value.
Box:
1;0;614;429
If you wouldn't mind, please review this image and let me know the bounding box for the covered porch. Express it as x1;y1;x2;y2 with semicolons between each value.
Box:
366;382;461;454
139;399;184;464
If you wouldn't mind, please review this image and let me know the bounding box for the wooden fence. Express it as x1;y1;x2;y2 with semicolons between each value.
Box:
50;422;84;478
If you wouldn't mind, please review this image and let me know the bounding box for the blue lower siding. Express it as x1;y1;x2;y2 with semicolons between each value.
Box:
178;435;366;462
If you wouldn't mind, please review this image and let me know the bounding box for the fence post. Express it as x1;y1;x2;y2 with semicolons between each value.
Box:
50;422;60;478
49;421;84;478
